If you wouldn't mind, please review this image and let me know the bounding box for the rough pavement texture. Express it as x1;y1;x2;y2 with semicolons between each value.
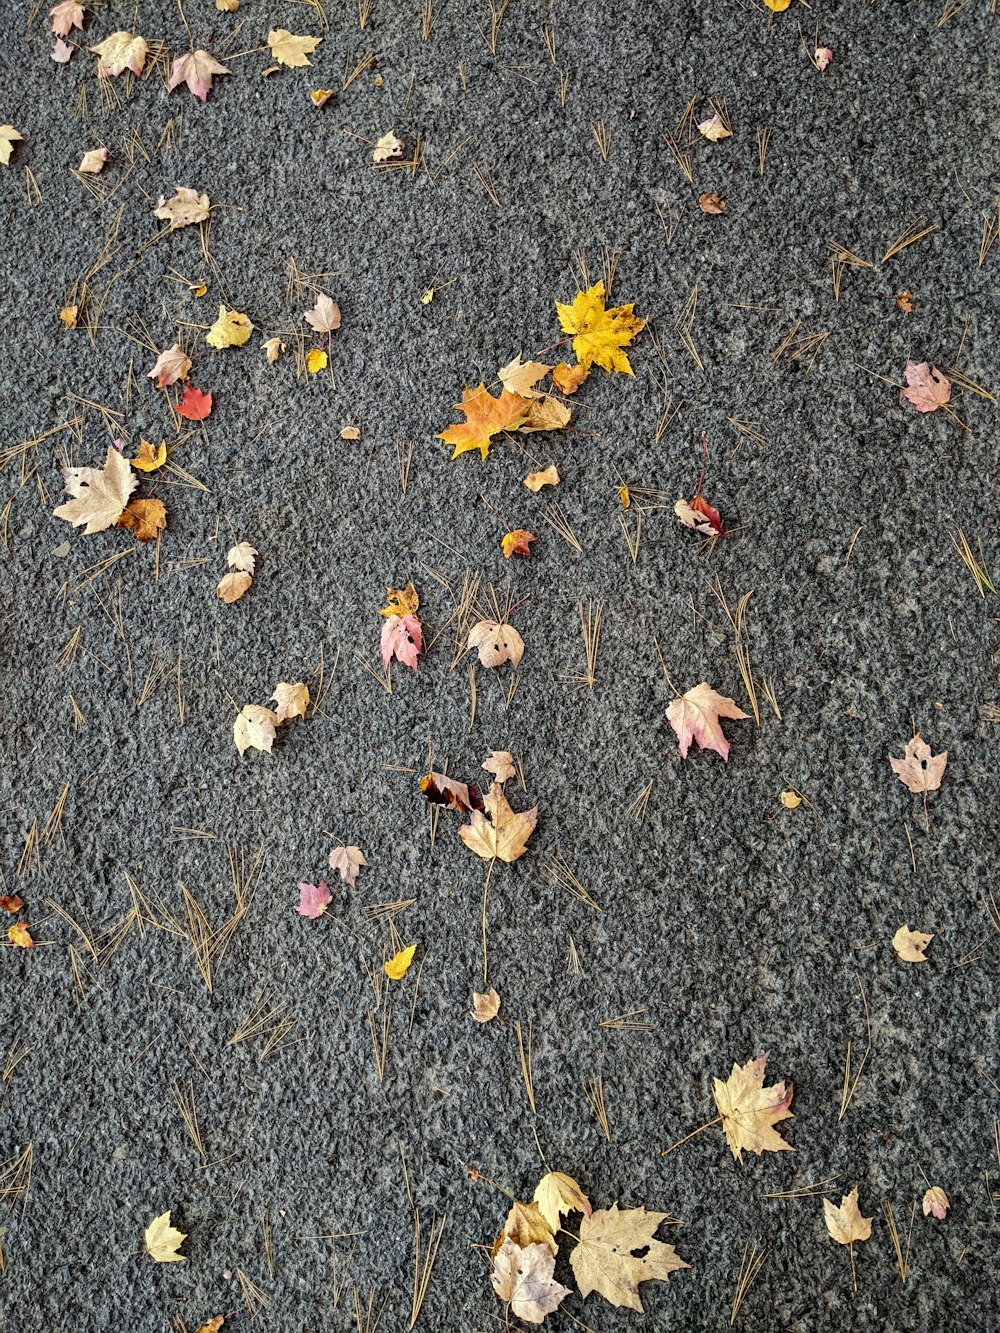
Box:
1;1;999;1330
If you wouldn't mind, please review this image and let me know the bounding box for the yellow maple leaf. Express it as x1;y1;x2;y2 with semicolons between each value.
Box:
144;1210;187;1262
306;347;327;373
8;923;34;948
130;439;167;472
268;29;321;67
555;280;645;375
384;944;416;980
437;383;530;460
533;1171;591;1233
711;1053;794;1162
59;305;79;329
206;305;252;349
379;582;419;617
499;1200;556;1256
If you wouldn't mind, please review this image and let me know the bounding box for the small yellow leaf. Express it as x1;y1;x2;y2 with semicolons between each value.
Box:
310;89;335;107
420;287;435;305
130;439;167;472
780;790;802;809
8;923;34;948
144;1210;187;1263
618;485;631;509
59;305;79;329
340;425;361;440
893;923;932;963
307;348;328;373
192;283;208;298
268;28;321;68
524;465;559;492
206;305;252;349
764;0;792;9
384;944;416;980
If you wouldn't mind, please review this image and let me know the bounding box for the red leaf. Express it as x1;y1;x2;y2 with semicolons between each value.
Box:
176;385;213;421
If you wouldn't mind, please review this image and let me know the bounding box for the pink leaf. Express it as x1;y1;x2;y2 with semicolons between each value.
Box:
380;613;423;671
901;360;951;414
296;879;331;919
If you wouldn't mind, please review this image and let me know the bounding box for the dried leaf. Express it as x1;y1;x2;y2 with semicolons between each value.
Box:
524;466;559;491
815;46;834;70
922;1186;949;1220
217;571;252;604
340;425;361;440
763;0;792;10
384;944;416;980
271;682;309;722
227;542;257;574
50;1;84;37
373;130;404;162
437;383;530;460
195;1319;225;1333
901;360;951;414
8;923;34;949
501;1201;556;1256
268;29;322;67
304;292;341;334
482;750;516;783
889;734;947;793
117;498;166;542
498;354;551;399
892;924;932;963
59;304;79;327
234;705;280;756
175;385;213;420
262;336;284;363
896;291;913;315
328;845;367;887
491;1239;570;1325
674;493;722;537
0;126;23;166
148;343;191;387
379;582;419;617
501;529;535;559
712;1053;794;1162
0;894;24;913
533;1171;592;1234
552;361;588;393
381;614;422;671
306;348;327;373
472;986;501;1022
54;446;138;535
51;38;73;62
698;192;726;214
697;113;731;142
155;187;211;230
167;50;230;101
310;89;335;108
89;31;147;78
206;305;252;349
519;394;571;433
420;771;479;813
780;790;802;809
469;619;524;669
458;782;537;863
666;682;748;762
823;1188;872;1246
78;147;108;174
297;879;331;919
570;1205;689;1311
129;439;167;472
144;1211;187;1263
555;280;645;376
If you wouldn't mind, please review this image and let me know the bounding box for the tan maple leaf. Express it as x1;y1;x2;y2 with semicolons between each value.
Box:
472;986;501;1022
889;734;947;793
459;782;537;863
268;29;322;67
892;923;932;963
491;1239;570;1325
482;750;516;783
50;1;84;38
271;682;309;721
89;31;147;77
922;1186;949;1219
144;1211;187;1263
570;1204;689;1311
666;683;748;762
524;465;559;491
217;571;252;604
155;187;211;230
533;1171;592;1234
373;130;404;162
0;126;23;166
328;845;367;886
698;112;732;142
168;50;230;101
469;619;524;668
78;147;108;174
148;343;191;387
117;497;167;542
500;1200;556;1256
304;292;341;334
823;1188;872;1251
498;354;552;400
519;394;571;433
712;1053;794;1162
227;542;257;574
54;446;138;534
234;704;280;756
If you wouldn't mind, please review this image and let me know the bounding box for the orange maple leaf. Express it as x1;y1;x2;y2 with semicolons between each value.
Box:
501;529;535;559
117;498;167;542
437;384;530;460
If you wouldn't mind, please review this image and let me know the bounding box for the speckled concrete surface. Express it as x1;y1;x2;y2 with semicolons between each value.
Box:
1;1;998;1330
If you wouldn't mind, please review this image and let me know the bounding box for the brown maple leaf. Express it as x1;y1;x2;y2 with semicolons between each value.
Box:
711;1053;794;1162
117;498;166;542
889;733;947;793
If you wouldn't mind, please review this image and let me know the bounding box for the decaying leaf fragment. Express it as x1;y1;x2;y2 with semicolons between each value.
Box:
555;280;645;376
437;384;530;461
697;113;731;142
472;986;501;1022
0;126;23;166
206;305;252;349
268;29;322;67
89;31;147;78
570;1204;689;1311
328;845;367;886
892;923;932;963
889;733;947;793
922;1186;949;1219
519;394;571;433
144;1211;187;1263
815;46;834;70
482;750;516;783
501;529;535;560
167;50;230;101
552;361;588;394
155;187;211;230
54;446;138;535
78;147;108;174
262;336;284;363
373;131;404;162
712;1052;794;1162
524;465;559;491
491;1239;570;1325
533;1171;592;1233
901;360;951;414
420;771;481;813
674;492;723;537
8;923;34;948
458;782;537;863
468;619;524;668
666;683;749;762
698;192;726;214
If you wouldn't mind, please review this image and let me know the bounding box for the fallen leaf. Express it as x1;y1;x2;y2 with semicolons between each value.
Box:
555;280;645;376
712;1052;794;1162
380;583;419;617
698;192;726;214
144;1211;187;1263
234;704;280;756
167;50;230;101
893;924;932;963
501;1201;556;1256
206;305;252;349
618;485;631;508
666;682;749;762
217;572;252;604
922;1186;949;1220
889;734;948;793
482;751;516;783
271;681;309;721
148;343;191;387
815;46;834;70
227;542;257;574
59;304;79;328
420;771;481;813
262;336;283;364
519;394;572;433
216;0;239;8
896;291;914;315
674;493;723;537
698;113;731;142
304;292;341;334
328;845;367;886
195;1319;225;1333
306;348;327;373
297;879;331;918
340;425;361;440
0;126;24;166
89;31;147;77
501;529;535;559
310;89;334;108
269;29;322;67
116;498;166;542
8;923;34;948
901;360;951;414
175;385;213;420
472;986;501;1022
437;383;530;460
498;355;551;400
130;439;167;472
0;894;24;913
823;1188;872;1246
524;465;559;491
373;130;404;162
469;620;524;669
533;1171;592;1234
570;1204;689;1311
51;37;73;62
50;1;84;37
552;361;588;393
78;147;108;174
491;1239;570;1325
385;944;416;980
458;782;537;863
154;187;211;230
780;790;802;809
381;614;423;671
763;0;792;10
54;446;138;535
